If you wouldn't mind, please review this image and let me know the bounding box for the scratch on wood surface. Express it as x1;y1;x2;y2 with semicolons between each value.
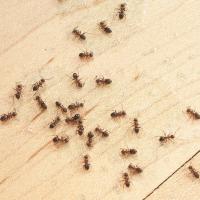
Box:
143;149;200;200
84;104;98;116
0;177;9;186
31;111;44;122
26;141;52;163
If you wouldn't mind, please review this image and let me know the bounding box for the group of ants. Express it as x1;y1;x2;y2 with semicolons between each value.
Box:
1;2;200;188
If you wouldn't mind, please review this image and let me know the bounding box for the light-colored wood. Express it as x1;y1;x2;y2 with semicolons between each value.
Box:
147;152;200;200
0;0;200;199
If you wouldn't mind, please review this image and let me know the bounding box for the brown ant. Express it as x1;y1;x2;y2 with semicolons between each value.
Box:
111;110;126;118
52;135;69;145
76;121;84;136
128;164;143;174
118;3;127;19
14;84;23;99
86;131;94;147
71;73;84;88
65;114;81;125
99;21;112;33
94;126;109;137
96;77;112;86
32;78;45;91
79;51;93;60
122;172;130;187
55;101;67;113
132;118;140;134
72;27;86;40
83;154;90;170
68;101;84;111
186;107;200;120
121;148;137;156
35;95;47;110
159;132;175;144
49;116;61;129
188;165;199;178
0;111;17;122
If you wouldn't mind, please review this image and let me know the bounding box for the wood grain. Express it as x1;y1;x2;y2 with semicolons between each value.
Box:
0;0;200;199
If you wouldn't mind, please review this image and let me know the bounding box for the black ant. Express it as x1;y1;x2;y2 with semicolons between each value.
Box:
121;148;137;156
99;21;112;33
188;165;199;178
128;164;143;174
52;135;69;145
83;154;90;170
72;27;86;40
32;78;45;91
122;172;130;187
186;107;200;120
35;95;47;110
0;111;17;122
71;73;84;88
118;3;127;19
96;77;112;86
79;51;93;60
86;131;94;147
94;126;109;137
14;84;23;99
68;101;84;111
49;116;61;129
132;118;140;134
76;121;84;136
111;110;126;118
65;114;81;125
55;101;67;113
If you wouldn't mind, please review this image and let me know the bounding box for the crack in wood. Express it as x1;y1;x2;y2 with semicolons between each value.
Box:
143;149;200;200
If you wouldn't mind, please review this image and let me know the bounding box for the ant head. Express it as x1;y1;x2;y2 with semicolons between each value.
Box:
35;96;40;100
73;73;79;79
41;78;45;83
55;101;60;106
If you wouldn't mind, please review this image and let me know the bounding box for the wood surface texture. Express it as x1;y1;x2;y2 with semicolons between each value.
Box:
0;0;200;200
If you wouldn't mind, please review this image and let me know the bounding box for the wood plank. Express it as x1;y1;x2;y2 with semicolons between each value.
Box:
0;0;200;199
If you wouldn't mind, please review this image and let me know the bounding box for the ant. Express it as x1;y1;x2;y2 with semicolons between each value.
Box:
71;73;84;88
83;154;90;170
52;135;69;145
14;84;23;99
188;165;199;178
96;77;112;86
132;118;140;134
72;27;86;40
159;132;175;144
186;107;200;120
79;51;93;60
86;132;94;147
35;95;47;110
0;111;17;122
65;114;81;125
118;3;127;20
121;148;137;156
68;101;84;111
49;116;61;128
55;101;67;113
122;172;130;187
99;21;112;33
111;110;126;118
32;78;45;91
128;164;143;174
76;121;84;136
94;126;109;137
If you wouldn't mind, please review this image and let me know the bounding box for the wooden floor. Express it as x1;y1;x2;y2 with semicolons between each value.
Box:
0;0;200;199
